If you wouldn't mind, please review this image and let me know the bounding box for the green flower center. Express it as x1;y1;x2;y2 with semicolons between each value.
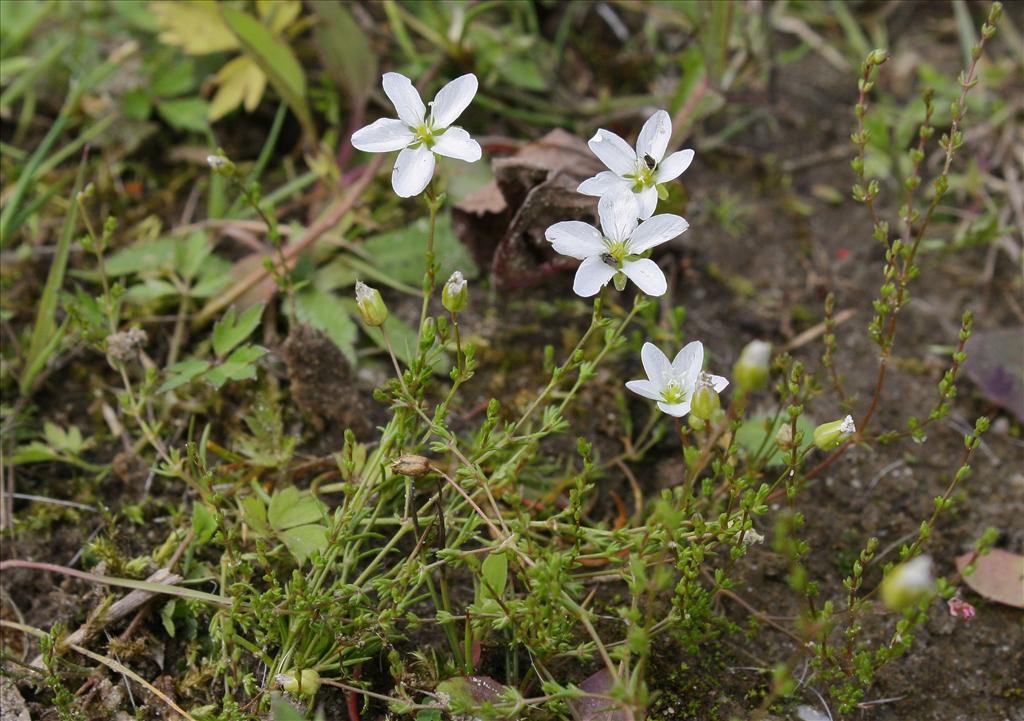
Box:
627;163;657;192
661;379;689;404
603;239;630;264
414;124;436;148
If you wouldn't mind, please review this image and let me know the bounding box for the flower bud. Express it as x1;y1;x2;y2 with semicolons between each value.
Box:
733;340;771;392
275;669;321;696
880;556;935;611
812;415;856;451
355;281;388;327
691;377;721;421
206;153;236;176
775;423;794;450
391;454;431;477
442;271;468;313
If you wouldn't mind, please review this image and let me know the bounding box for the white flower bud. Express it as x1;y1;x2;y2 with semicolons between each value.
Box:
355;281;388;327
880;556;935;611
813;415;856;451
442;271;468;313
733;340;771;392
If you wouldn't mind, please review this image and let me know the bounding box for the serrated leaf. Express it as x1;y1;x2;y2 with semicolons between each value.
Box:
157;97;210;132
12;442;59;465
292;288;357;365
361;212;478;286
158;358;211;392
150;1;238;55
481;551;508;599
209;55;267;120
204;345;266;389
191;503;217;545
734;413;815;468
267;487;324;530
212;304;264;358
278;524;328;566
105;237;178;276
160;599;176;638
125;278;179;304
240;494;271;537
220;6;313;137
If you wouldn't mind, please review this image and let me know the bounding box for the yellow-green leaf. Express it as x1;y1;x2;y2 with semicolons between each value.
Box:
220;6;313;139
150;1;238;55
209;56;268;121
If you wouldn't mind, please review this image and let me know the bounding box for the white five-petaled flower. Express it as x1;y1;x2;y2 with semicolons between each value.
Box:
578;110;694;219
351;72;482;198
545;191;687;297
625;341;728;417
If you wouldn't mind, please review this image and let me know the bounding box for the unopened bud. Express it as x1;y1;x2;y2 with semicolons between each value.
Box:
776;423;794;449
813;415;856;450
206;152;235;176
391;454;430;477
275;669;321;697
691;375;721;421
868;48;889;66
733;340;771;392
442;271;468;313
880;556;935;611
355;281;388;327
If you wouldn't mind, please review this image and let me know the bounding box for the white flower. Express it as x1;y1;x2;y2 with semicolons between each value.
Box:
351;72;482;198
625;341;728;417
577;110;694;219
545;191;687;297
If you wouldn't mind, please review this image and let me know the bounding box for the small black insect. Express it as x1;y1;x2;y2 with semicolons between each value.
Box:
643;154;657;170
600;253;617;267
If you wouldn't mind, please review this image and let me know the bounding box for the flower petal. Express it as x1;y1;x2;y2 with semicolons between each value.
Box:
636;186;659;220
382;72;425;127
622;258;667;296
670;341;704;379
625;379;662;400
391;144;435;197
629;213;688;253
636;109;672;163
657;400;691;417
351;117;414;153
546;221;604;260
578;171;630;197
429;73;478;129
707;373;729;393
655;149;694;183
641;342;671;387
573;256;616;297
588;129;637;176
432;126;481;161
598;191;639;243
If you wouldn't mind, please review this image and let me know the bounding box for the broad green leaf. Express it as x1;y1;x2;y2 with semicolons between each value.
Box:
121;88;152;120
191;503;217;545
278;524;328;566
220;7;313;138
311;1;376;104
361;212;478;286
240;495;271;537
12;442;59;465
267;487;324;530
292;288;357;365
159;599;176;638
271;693;306;721
212;304;264;358
175;232;212;280
105;237;178;276
481;551;508;599
204;344;267;388
734;413;815;468
158;358;211;393
125;278;178;304
157;97;210;132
